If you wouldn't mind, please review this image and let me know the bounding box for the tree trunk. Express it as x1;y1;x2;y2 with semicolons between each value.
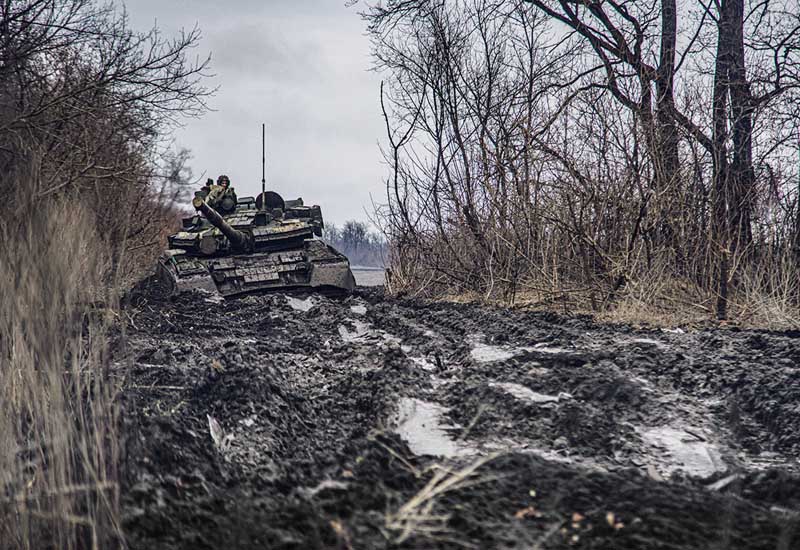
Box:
712;0;734;320
727;0;755;250
655;0;681;259
656;0;679;190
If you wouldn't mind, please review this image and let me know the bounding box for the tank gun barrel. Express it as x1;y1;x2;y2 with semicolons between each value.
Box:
192;197;250;251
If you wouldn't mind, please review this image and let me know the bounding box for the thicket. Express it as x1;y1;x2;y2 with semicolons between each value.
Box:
367;0;800;326
325;220;387;267
0;1;209;548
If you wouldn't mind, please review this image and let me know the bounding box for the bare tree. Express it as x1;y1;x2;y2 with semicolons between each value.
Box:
366;0;800;320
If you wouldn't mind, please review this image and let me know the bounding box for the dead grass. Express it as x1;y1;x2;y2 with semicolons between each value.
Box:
0;197;123;550
385;454;500;547
426;266;800;331
728;252;800;330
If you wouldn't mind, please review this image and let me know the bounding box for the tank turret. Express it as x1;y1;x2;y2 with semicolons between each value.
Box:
192;196;250;252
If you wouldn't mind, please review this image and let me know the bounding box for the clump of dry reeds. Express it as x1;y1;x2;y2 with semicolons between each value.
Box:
385;454;499;547
0;196;123;550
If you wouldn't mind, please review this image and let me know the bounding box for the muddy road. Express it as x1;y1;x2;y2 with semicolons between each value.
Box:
119;280;800;549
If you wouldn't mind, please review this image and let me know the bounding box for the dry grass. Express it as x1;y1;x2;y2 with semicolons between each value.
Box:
728;252;800;330
425;264;800;331
0;197;123;550
385;453;499;547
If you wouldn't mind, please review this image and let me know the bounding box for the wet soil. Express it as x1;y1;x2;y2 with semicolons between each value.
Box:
119;280;800;549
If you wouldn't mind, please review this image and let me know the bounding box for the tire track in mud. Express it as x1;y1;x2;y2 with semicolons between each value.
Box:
119;281;800;549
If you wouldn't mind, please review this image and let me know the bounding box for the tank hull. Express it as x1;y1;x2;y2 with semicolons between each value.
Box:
158;238;355;297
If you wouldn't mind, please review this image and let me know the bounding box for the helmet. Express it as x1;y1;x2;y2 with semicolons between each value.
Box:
217;174;230;187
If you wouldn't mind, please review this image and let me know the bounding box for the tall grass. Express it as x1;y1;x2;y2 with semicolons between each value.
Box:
388;232;800;329
0;196;123;549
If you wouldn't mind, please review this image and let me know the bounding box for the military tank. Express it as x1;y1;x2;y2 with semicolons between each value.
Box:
157;183;355;297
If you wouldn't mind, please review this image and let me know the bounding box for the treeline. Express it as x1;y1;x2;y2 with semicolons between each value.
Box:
0;0;204;272
367;0;800;324
0;1;209;548
325;220;387;267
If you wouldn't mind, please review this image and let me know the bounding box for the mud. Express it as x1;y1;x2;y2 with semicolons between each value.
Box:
119;279;800;549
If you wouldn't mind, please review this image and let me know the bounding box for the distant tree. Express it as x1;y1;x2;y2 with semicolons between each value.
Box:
342;220;368;254
324;220;386;267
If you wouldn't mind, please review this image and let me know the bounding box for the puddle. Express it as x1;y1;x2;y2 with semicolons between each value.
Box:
470;343;517;363
638;426;726;478
338;320;402;345
286;296;316;312
391;398;466;458
489;382;570;404
470;342;571;363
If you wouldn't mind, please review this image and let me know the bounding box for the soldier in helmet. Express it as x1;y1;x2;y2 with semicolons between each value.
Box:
203;174;237;213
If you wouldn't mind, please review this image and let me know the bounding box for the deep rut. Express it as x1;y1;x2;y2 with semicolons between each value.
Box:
119;282;800;549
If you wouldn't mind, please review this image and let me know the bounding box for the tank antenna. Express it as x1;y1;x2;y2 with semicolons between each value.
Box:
261;123;266;210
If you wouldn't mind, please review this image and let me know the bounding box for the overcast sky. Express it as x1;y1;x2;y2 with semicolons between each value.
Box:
126;0;385;226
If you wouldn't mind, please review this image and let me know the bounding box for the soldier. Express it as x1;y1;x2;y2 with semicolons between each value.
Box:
207;174;237;213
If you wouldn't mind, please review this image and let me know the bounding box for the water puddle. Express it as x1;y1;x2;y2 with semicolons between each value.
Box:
470;342;571;363
467;334;576;363
470;343;517;363
391;398;467;458
489;382;571;405
286;296;316;312
338;320;402;345
638;426;726;478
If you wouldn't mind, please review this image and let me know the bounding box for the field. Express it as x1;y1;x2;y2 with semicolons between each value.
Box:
119;280;800;549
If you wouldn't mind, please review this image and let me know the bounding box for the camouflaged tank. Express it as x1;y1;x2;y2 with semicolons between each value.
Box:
157;185;355;297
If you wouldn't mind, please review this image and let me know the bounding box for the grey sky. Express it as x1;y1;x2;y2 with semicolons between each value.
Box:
126;0;385;226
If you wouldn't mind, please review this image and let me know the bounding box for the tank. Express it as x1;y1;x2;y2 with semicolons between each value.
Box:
157;187;356;297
